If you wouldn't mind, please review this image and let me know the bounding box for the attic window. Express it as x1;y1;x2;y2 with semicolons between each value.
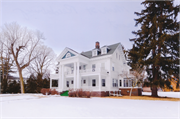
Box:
66;53;71;58
92;50;97;57
102;48;106;54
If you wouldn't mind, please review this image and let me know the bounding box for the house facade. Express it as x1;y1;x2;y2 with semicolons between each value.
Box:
50;42;142;96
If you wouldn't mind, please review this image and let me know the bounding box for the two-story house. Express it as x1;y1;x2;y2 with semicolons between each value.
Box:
50;42;142;96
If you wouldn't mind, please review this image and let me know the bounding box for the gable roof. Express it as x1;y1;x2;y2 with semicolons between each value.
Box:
81;43;120;59
56;47;80;61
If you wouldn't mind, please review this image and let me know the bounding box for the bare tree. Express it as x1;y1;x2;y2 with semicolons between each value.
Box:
120;64;145;97
0;33;15;80
0;22;44;93
28;44;56;78
26;44;56;92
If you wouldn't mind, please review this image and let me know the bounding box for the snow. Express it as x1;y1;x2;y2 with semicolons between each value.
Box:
142;92;180;98
0;93;180;119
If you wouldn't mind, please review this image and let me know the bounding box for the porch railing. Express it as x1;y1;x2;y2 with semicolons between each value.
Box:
65;68;107;76
79;68;107;74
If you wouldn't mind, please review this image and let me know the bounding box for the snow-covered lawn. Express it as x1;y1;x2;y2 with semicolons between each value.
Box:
0;92;180;119
142;91;180;98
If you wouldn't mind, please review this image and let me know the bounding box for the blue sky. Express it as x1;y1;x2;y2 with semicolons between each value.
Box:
1;0;179;55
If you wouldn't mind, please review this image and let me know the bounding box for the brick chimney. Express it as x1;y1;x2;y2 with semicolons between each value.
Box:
95;41;100;49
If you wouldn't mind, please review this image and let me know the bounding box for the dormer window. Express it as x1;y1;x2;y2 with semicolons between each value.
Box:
92;50;97;56
101;46;110;55
102;48;106;54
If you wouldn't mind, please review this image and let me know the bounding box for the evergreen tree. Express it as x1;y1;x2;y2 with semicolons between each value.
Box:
36;73;43;93
26;74;37;93
7;80;20;93
1;78;8;93
43;78;50;89
129;1;179;96
0;57;15;93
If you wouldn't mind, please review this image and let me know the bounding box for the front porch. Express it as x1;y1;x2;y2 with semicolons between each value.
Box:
64;75;108;92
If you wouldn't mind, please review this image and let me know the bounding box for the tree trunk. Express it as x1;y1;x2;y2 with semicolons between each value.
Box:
151;86;158;97
19;70;25;93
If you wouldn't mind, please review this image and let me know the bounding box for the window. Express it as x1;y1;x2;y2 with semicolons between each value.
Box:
102;79;105;87
125;80;128;87
66;53;71;58
52;79;58;87
119;80;122;87
92;64;96;72
83;65;86;70
103;48;106;54
83;79;86;84
92;50;97;56
101;48;106;54
128;79;132;87
119;55;120;60
124;79;126;87
112;67;114;71
67;81;69;87
112;79;118;87
56;67;59;74
92;79;96;86
71;80;73;84
116;53;118;58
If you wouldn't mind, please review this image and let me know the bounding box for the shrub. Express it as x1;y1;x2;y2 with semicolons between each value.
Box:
41;88;46;95
41;88;55;95
85;91;91;98
68;88;91;98
51;89;58;95
68;89;73;97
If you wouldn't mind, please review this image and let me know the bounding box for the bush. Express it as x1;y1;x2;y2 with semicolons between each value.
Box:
41;88;56;95
51;89;58;95
68;88;91;98
68;89;73;97
41;88;46;95
77;89;84;97
85;91;91;98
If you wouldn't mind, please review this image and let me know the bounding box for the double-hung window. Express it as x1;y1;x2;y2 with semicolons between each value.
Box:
119;80;122;87
102;79;105;87
67;81;69;87
92;79;96;86
112;67;115;71
112;79;118;87
92;64;96;72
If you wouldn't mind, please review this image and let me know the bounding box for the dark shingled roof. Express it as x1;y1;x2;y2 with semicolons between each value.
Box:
81;43;120;58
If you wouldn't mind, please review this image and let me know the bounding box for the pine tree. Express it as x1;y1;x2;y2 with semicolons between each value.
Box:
26;74;37;93
37;73;43;93
7;80;20;93
43;78;50;89
129;1;179;97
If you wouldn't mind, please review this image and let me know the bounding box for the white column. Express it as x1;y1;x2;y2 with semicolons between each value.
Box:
58;65;62;92
73;62;77;90
61;65;64;91
99;74;101;91
77;62;80;89
122;79;124;87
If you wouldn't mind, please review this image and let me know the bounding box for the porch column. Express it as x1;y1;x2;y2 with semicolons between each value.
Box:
122;79;124;87
77;62;80;89
58;65;62;91
61;65;64;91
99;74;101;91
74;62;77;90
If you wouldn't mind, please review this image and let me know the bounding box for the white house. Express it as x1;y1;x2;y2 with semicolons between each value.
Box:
50;42;142;96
